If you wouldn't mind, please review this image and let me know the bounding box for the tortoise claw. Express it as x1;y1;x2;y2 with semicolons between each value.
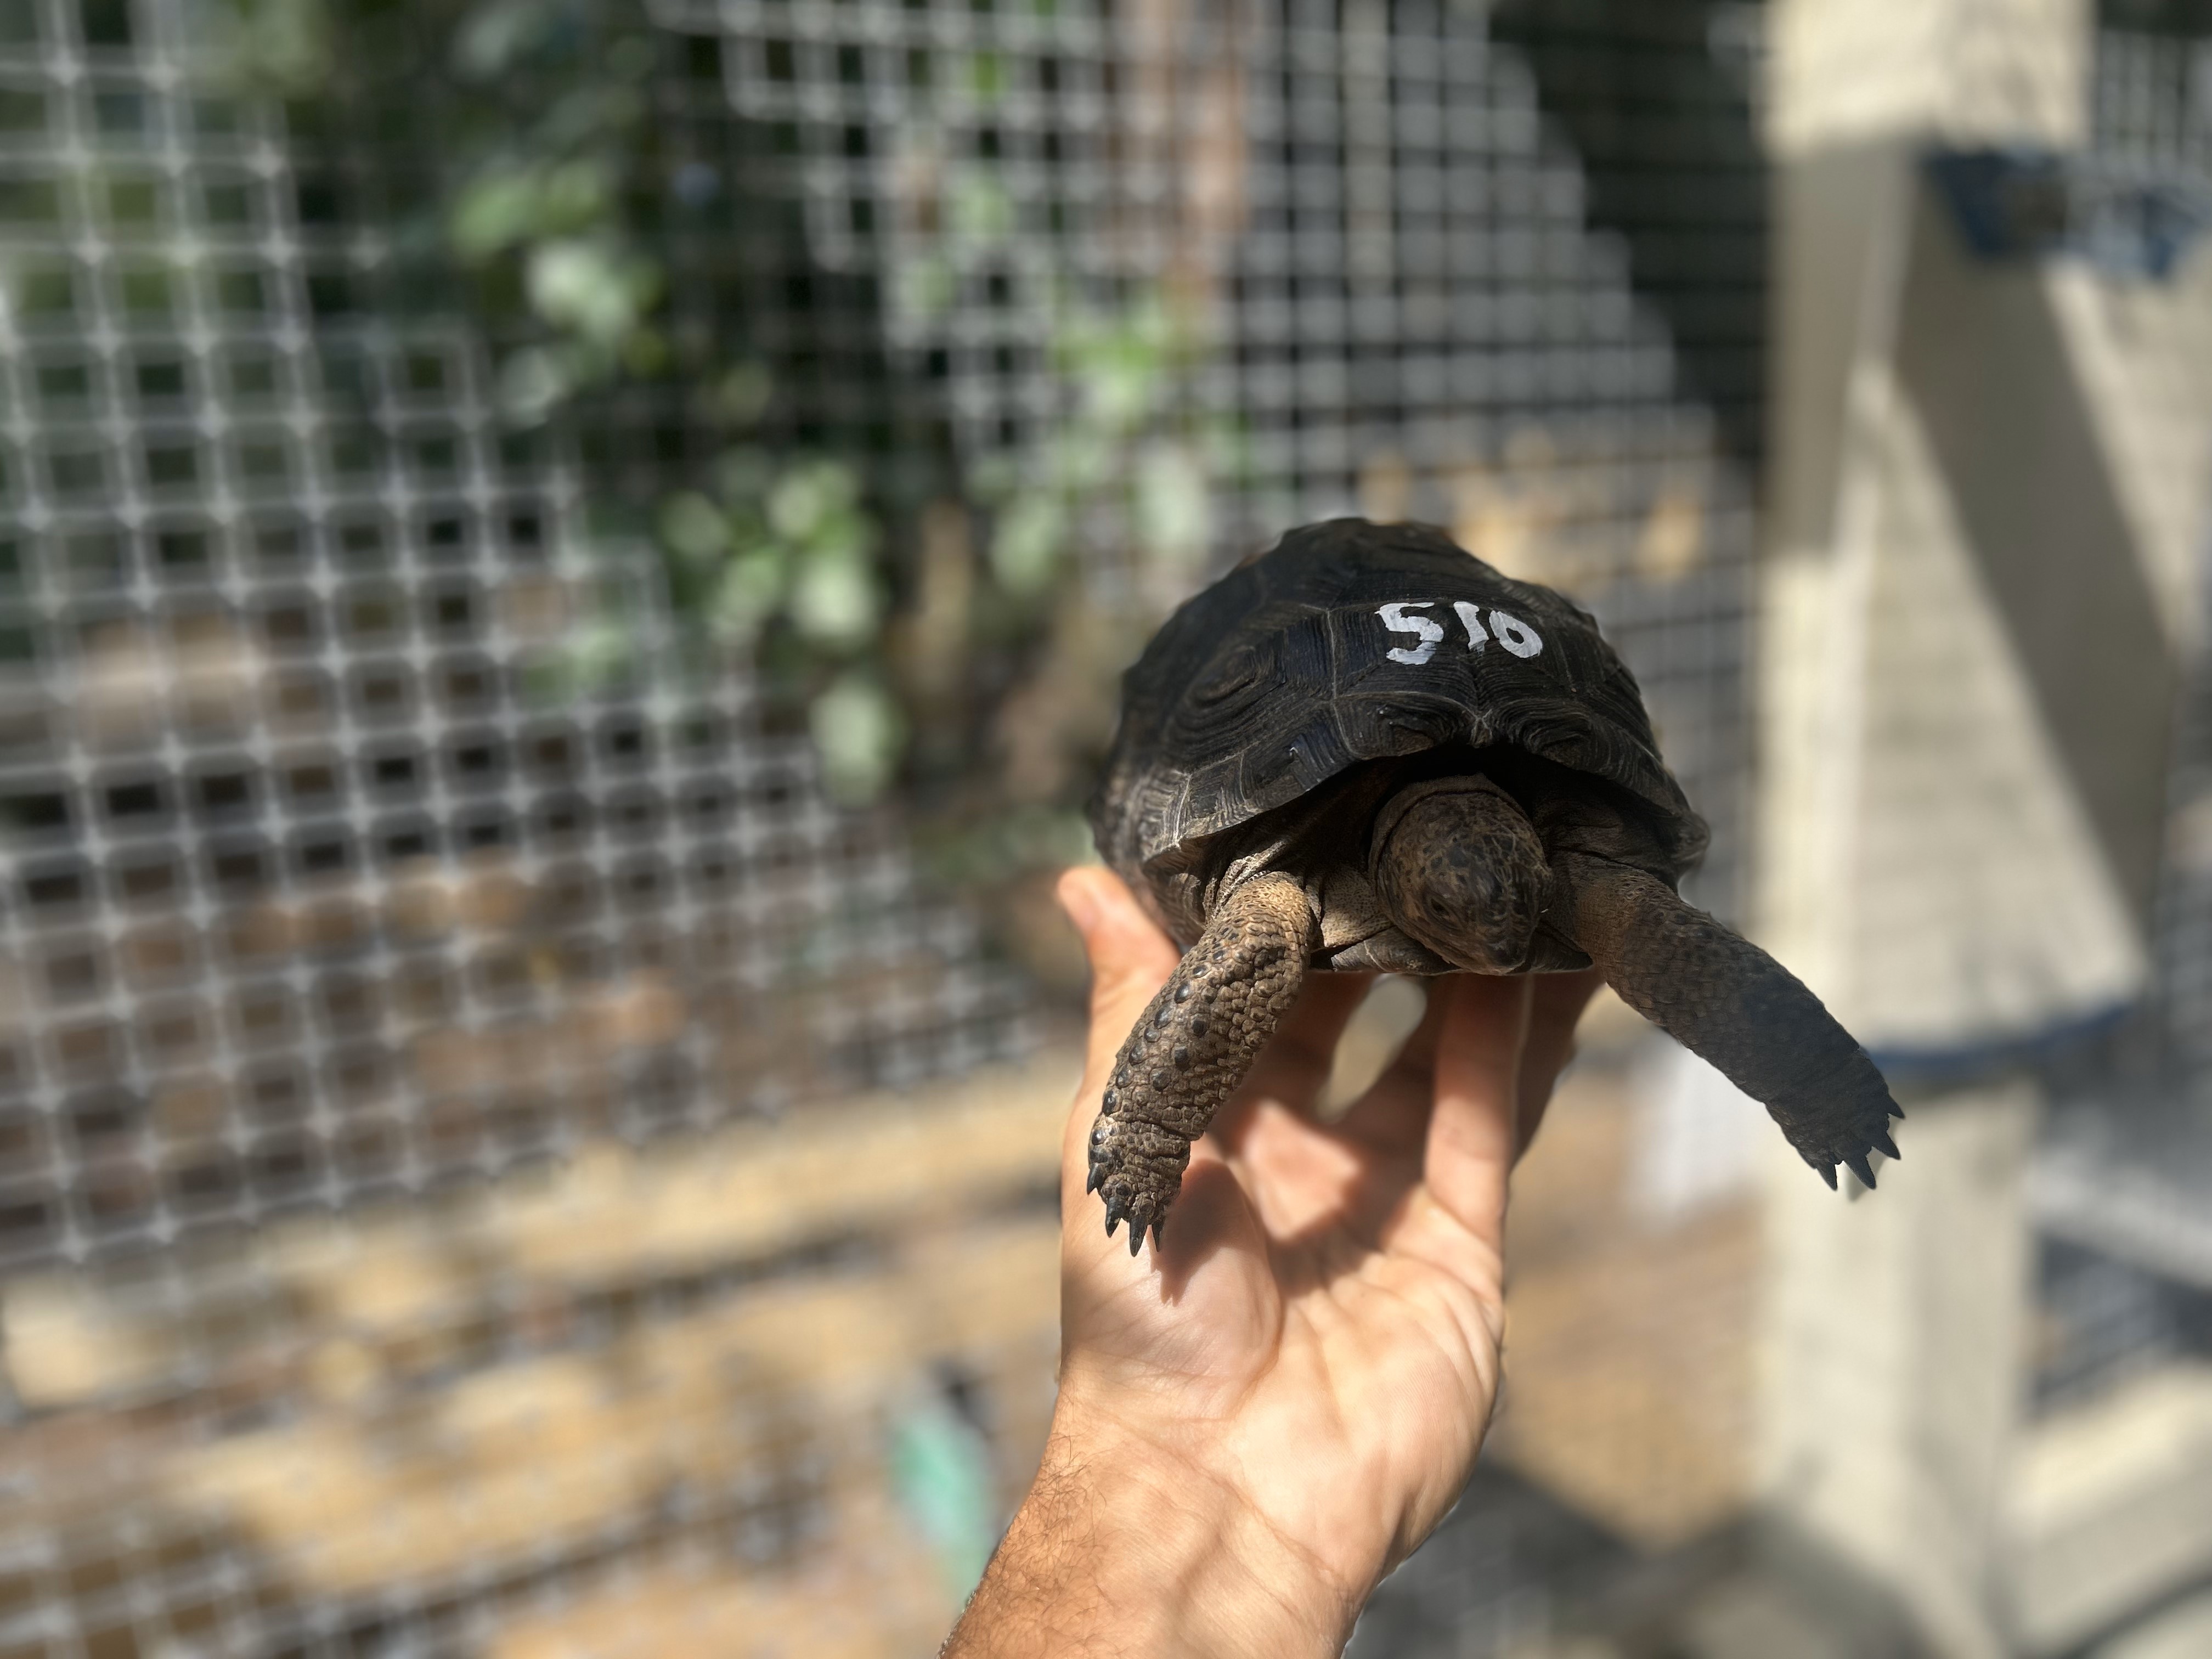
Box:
1085;1159;1102;1195
1874;1130;1900;1161
1128;1223;1145;1257
1103;1193;1128;1237
1845;1152;1877;1190
1818;1161;1838;1190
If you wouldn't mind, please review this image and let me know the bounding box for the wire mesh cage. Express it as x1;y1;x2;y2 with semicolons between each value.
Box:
2;0;2208;1655
0;0;1775;1651
0;0;1044;1280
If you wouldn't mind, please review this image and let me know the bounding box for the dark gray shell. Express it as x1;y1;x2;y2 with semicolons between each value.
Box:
1091;518;1707;895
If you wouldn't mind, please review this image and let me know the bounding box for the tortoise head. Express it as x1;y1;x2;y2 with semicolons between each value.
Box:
1369;774;1554;973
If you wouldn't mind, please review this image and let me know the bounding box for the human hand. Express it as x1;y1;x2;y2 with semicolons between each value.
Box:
943;867;1600;1658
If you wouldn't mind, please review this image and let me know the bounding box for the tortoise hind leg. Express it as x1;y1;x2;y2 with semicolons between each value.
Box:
1551;851;1902;1190
1088;872;1319;1253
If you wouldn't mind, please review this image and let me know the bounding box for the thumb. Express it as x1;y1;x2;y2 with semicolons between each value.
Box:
1056;866;1181;1084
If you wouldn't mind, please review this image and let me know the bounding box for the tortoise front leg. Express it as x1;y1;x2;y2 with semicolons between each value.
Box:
1088;872;1320;1254
1550;851;1902;1190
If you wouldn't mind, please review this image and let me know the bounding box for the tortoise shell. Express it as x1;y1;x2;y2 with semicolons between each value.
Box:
1091;518;1708;909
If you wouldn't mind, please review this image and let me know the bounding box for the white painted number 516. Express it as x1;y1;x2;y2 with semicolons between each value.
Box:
1377;601;1543;666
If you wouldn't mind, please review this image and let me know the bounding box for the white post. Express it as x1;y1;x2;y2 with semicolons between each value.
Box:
1748;3;2202;1653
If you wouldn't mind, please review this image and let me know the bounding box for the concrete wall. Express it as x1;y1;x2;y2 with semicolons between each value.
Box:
1753;2;2212;1652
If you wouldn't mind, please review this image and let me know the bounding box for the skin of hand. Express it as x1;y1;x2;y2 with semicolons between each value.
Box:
943;866;1600;1659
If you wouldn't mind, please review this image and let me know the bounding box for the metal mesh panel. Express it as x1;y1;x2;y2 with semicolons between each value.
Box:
679;0;1760;913
0;0;1034;1280
0;2;1781;1656
2094;19;2212;177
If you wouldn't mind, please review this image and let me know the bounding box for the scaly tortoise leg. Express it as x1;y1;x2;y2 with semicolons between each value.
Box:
1551;851;1903;1190
1087;872;1319;1254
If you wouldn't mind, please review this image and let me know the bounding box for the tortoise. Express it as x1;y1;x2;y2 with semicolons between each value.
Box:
1084;518;1900;1253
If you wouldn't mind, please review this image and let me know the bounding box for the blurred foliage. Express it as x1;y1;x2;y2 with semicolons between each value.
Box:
213;0;1229;880
976;296;1226;604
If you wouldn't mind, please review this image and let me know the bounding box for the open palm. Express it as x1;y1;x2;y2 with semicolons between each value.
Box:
1042;866;1600;1644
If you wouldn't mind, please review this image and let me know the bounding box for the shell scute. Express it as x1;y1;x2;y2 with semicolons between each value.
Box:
1091;518;1705;882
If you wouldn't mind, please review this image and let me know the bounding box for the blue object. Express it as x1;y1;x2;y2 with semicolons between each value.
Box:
1925;146;2212;280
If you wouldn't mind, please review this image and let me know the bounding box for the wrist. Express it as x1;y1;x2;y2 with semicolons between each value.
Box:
947;1396;1359;1658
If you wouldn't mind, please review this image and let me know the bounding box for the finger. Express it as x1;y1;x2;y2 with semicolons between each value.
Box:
1202;974;1382;1242
1056;867;1182;1191
1514;968;1604;1159
1423;974;1532;1243
1331;977;1451;1155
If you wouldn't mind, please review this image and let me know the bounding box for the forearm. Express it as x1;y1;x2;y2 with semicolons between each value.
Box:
943;1412;1358;1659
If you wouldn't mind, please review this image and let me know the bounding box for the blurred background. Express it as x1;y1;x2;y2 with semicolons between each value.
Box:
0;0;2208;1654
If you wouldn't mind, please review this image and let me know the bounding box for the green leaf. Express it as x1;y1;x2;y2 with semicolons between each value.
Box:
709;549;786;645
789;551;881;647
657;491;730;566
539;160;616;229
495;343;582;424
767;460;862;541
805;504;877;568
1133;439;1210;588
451;173;541;264
566;615;633;689
540;79;647;151
810;672;908;804
1053;428;1114;495
968;50;1007;105
450;161;614;264
895;255;957;320
525;236;661;346
989;491;1063;596
222;0;333;94
947;170;1014;243
452;0;557;81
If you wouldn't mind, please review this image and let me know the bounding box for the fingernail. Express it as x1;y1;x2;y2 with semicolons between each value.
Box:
1057;872;1100;936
